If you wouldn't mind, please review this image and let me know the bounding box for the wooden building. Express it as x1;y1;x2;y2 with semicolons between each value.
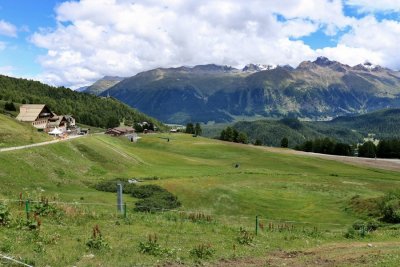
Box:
105;126;135;136
16;104;55;130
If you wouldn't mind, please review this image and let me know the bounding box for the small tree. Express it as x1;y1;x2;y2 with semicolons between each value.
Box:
4;102;16;111
237;132;248;144
281;137;289;148
254;139;262;146
185;123;194;134
358;141;377;158
194;123;202;136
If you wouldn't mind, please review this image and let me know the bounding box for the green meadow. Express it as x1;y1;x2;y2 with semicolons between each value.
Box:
1;116;400;266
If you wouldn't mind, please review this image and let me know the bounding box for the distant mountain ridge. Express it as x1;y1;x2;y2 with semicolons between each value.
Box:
100;57;400;123
84;76;125;95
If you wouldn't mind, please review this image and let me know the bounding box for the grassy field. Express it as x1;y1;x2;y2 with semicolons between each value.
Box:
0;114;52;148
1;131;400;266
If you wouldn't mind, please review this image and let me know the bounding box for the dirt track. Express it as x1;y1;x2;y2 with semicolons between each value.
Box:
255;146;400;172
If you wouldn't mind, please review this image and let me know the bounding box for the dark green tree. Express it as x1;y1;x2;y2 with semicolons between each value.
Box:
185;123;194;134
194;123;202;136
358;141;377;158
280;137;289;148
4;102;16;111
237;132;248;144
254;139;262;146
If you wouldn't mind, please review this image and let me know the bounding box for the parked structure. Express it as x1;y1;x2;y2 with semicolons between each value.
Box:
105;126;135;136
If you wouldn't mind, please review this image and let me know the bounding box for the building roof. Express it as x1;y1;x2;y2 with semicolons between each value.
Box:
48;116;66;127
16;104;48;122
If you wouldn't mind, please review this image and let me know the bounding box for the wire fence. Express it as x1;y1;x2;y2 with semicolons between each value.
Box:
0;198;349;227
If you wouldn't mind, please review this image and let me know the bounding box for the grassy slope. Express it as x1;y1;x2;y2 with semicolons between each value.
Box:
1;134;400;265
0;113;51;148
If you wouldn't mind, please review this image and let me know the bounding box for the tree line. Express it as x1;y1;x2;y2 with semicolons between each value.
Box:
295;138;354;156
185;123;202;136
296;138;400;159
219;126;248;144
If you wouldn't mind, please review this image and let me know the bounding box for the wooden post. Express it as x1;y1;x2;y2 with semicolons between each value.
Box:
117;183;123;214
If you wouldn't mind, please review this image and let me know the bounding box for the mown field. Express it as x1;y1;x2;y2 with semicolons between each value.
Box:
1;124;400;265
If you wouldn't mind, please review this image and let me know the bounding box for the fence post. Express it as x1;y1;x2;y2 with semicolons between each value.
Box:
25;199;30;220
117;183;123;214
124;202;127;218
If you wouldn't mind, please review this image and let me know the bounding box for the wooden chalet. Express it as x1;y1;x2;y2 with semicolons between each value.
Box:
47;116;68;132
16;104;76;134
16;104;55;130
105;126;135;136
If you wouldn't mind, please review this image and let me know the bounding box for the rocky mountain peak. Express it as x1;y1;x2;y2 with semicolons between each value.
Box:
242;64;276;72
313;56;335;66
192;64;236;72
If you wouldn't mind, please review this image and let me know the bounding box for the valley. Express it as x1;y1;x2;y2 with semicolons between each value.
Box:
1;112;400;265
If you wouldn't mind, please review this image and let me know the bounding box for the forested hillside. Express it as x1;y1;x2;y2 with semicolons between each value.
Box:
0;75;163;129
230;109;400;147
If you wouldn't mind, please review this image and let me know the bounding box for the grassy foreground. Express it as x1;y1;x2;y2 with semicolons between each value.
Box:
1;133;400;266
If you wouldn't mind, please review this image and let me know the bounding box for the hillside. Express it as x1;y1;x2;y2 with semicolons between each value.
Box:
84;76;125;95
0;113;51;148
0;75;163;129
101;58;400;123
1;133;400;265
210;108;400;147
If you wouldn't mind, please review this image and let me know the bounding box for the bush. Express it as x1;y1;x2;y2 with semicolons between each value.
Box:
134;191;181;212
0;204;11;226
236;227;254;245
32;197;60;217
380;191;400;223
131;185;166;198
189;244;215;260
95;179;137;194
138;234;163;256
86;225;109;250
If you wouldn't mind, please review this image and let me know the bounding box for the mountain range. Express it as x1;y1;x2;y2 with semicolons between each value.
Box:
85;57;400;124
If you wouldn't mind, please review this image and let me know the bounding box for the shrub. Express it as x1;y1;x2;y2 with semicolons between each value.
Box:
86;225;109;250
138;234;163;256
133;185;181;212
189;244;215;260
134;191;181;212
131;185;166;198
380;191;400;223
236;227;254;245
32;197;60;217
0;204;11;226
95;179;137;194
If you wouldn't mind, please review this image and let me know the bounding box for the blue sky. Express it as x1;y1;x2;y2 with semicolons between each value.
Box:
1;0;400;88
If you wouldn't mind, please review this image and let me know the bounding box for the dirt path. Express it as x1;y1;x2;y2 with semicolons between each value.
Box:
252;145;400;172
0;134;85;152
213;241;400;267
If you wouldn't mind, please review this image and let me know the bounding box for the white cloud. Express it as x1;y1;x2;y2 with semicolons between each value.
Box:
346;0;400;13
0;20;17;37
30;0;400;88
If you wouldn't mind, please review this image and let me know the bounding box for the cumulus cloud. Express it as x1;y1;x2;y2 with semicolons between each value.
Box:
346;0;400;13
0;20;17;37
30;0;400;88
